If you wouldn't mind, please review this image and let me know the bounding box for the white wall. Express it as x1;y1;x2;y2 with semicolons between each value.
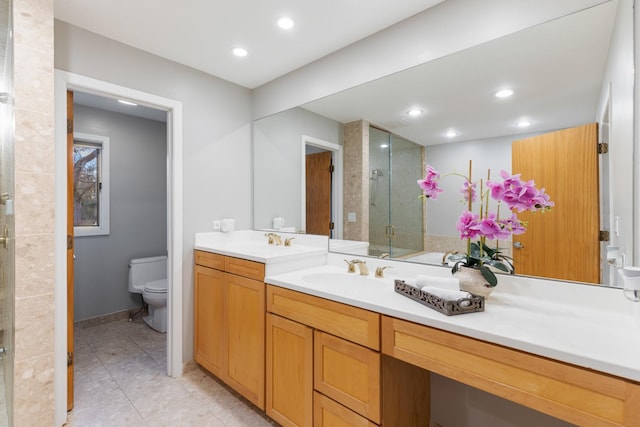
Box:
73;104;167;321
425;134;522;237
597;0;635;266
253;107;343;231
55;20;253;361
253;0;610;119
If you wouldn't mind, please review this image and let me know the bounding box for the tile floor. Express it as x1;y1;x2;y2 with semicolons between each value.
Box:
65;318;278;427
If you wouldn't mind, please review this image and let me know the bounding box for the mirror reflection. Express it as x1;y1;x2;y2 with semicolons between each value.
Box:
253;0;634;286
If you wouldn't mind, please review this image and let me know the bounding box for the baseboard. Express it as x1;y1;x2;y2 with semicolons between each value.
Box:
74;309;132;329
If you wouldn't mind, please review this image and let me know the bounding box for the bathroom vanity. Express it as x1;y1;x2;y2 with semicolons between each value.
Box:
194;231;640;427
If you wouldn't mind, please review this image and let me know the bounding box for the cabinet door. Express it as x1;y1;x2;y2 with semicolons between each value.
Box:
194;265;226;378
314;392;377;427
314;331;381;423
226;272;266;409
266;314;313;427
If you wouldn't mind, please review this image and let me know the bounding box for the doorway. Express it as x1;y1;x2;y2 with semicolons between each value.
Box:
71;89;168;377
301;135;342;239
54;70;183;425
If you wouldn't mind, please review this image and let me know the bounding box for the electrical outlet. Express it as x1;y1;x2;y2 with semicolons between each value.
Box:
213;220;222;231
347;212;357;222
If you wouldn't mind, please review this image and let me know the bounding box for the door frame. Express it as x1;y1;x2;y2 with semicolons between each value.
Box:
54;70;183;424
300;135;342;239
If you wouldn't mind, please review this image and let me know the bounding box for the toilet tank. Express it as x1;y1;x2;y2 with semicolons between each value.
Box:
128;255;167;293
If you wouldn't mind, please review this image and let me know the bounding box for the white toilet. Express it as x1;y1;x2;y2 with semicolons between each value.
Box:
128;255;168;333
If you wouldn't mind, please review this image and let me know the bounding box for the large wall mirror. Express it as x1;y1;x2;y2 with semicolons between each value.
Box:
253;0;635;287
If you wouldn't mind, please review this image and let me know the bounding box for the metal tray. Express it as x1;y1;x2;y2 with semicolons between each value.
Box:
394;280;484;316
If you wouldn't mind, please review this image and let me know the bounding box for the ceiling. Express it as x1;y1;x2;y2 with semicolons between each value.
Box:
54;0;444;89
301;1;618;146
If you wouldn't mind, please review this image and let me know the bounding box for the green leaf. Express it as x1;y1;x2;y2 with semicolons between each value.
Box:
485;260;510;273
479;265;498;287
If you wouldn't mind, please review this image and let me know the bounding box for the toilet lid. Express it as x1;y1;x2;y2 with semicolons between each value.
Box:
144;278;167;293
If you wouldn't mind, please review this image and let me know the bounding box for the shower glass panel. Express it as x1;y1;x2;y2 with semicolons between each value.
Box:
369;127;424;257
0;0;14;425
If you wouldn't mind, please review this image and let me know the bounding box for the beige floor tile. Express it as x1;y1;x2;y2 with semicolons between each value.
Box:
68;318;278;427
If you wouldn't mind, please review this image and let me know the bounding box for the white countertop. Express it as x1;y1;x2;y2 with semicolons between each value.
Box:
265;253;640;382
194;231;328;275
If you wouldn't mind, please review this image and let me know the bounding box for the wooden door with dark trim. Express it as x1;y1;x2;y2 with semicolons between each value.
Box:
305;151;333;236
66;90;75;410
512;123;600;283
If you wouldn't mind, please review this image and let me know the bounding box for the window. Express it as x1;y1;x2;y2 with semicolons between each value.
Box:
73;133;110;236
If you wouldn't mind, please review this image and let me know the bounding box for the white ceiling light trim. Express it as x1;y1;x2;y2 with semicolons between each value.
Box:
232;47;248;57
495;89;514;98
277;17;294;30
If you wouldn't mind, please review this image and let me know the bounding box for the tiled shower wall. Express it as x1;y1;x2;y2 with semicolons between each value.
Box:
343;120;369;241
13;0;55;425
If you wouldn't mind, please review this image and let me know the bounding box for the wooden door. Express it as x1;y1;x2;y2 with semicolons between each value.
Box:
306;151;332;236
266;313;313;427
193;265;226;377
512;123;600;283
66;90;75;411
225;272;265;409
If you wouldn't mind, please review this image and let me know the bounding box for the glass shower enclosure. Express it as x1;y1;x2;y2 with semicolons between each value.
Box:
368;127;424;258
0;0;14;425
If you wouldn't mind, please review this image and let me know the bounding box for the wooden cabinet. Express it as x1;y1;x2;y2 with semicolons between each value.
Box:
196;249;640;427
314;392;377;427
314;331;380;423
381;315;640;427
194;250;265;409
193;265;225;377
266;285;429;427
266;313;313;427
267;285;382;425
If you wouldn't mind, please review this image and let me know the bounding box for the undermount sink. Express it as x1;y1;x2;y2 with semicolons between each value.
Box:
301;271;390;289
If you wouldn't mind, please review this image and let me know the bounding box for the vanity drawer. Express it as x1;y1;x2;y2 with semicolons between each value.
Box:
314;331;380;423
314;392;377;427
381;315;640;427
194;250;225;270
267;285;380;350
225;256;265;281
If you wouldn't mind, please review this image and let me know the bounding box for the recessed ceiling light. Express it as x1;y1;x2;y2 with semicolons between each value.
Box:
118;100;137;106
407;108;423;117
380;144;389;148
517;120;532;128
495;89;514;98
232;47;248;57
445;130;458;138
277;17;294;30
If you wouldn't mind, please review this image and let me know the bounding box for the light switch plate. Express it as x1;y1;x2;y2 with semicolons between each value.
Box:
347;212;357;222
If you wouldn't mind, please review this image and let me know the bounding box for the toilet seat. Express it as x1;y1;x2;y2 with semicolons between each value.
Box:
143;278;167;294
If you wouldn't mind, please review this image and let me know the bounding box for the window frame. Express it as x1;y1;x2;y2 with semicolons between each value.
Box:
73;132;110;237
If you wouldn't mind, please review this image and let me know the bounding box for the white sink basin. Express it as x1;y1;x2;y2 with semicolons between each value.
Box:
301;271;389;288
